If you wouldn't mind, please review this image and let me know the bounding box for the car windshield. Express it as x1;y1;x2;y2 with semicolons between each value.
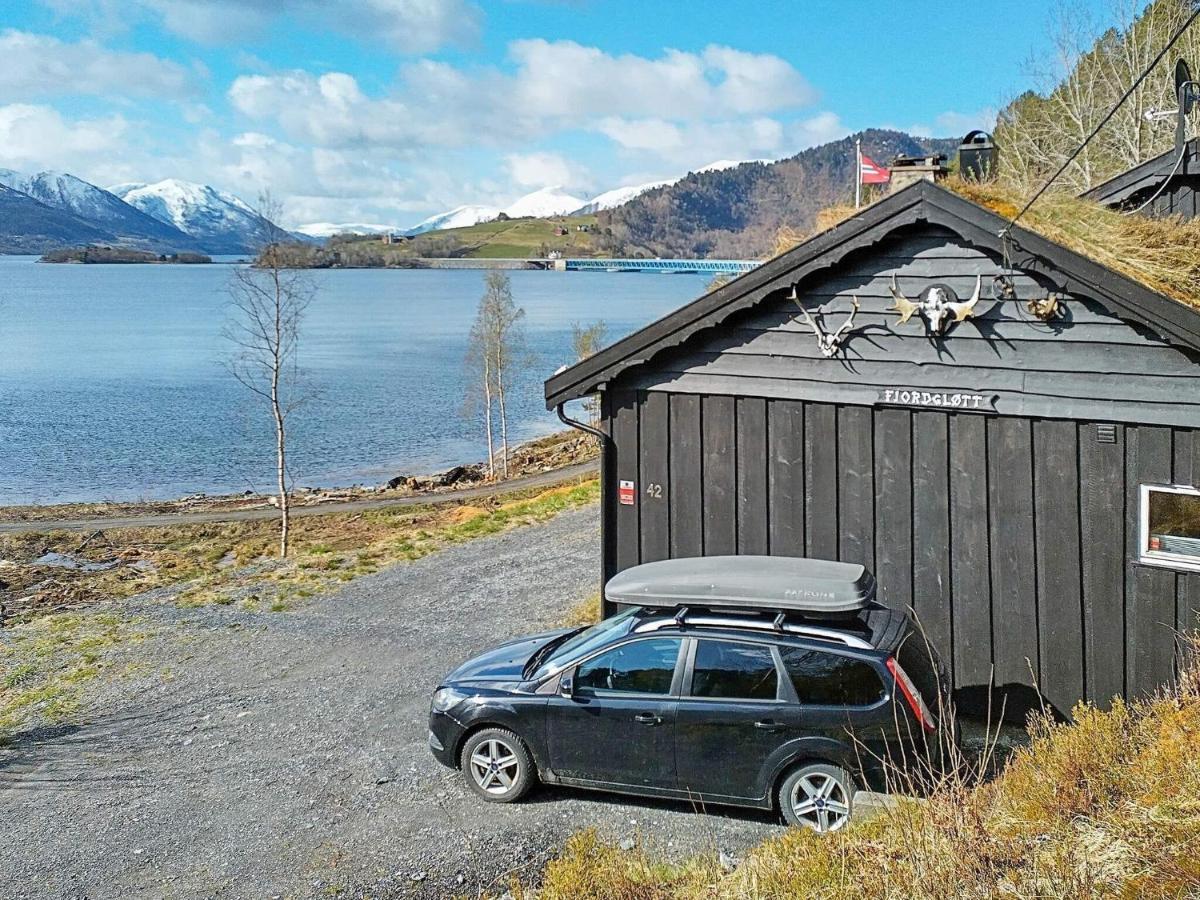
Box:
532;606;640;680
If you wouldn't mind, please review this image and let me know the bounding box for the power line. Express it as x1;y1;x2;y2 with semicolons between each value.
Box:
1001;5;1200;237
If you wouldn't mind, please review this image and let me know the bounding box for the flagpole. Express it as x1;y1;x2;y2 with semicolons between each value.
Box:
854;138;862;209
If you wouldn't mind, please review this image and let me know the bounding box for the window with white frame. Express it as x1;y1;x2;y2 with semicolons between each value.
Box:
1140;484;1200;570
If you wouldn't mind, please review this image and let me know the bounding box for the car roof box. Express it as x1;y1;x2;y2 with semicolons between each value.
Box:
604;556;876;615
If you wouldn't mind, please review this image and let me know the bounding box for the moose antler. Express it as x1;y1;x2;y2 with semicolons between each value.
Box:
945;274;982;323
889;274;921;325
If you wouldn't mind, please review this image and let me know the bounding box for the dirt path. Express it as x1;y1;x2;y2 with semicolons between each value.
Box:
0;505;779;899
0;461;598;534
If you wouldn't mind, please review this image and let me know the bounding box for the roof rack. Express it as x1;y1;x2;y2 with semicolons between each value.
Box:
605;556;875;614
633;608;874;650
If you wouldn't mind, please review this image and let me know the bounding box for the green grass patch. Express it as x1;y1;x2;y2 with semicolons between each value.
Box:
0;612;147;742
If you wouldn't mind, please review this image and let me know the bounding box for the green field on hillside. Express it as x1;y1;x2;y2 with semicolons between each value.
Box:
424;214;608;258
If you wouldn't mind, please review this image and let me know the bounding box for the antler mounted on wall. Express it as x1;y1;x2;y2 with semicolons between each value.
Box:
788;285;861;358
888;273;982;336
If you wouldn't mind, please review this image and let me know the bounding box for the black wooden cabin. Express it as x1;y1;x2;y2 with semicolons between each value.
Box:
1084;137;1200;219
545;180;1200;717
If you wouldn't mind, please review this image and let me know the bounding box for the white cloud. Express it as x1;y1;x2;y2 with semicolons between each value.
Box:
507;40;815;120
789;111;847;149
0;30;195;100
0;104;128;170
597;116;788;171
229;41;819;156
95;0;481;52
905;109;997;138
504;152;585;190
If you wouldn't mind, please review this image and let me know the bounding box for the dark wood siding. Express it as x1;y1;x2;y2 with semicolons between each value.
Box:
597;223;1200;715
1136;176;1200;220
606;389;1200;715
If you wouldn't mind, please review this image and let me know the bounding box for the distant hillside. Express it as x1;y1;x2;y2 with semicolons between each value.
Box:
601;130;960;258
0;184;114;254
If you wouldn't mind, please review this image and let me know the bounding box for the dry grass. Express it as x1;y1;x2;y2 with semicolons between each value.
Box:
1;477;600;620
558;592;602;628
947;177;1200;310
517;651;1200;899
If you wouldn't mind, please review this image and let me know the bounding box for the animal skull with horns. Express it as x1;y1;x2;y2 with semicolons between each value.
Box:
788;285;861;357
889;274;982;335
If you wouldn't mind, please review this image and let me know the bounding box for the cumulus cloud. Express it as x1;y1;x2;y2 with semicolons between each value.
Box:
507;40;815;119
229;41;818;156
0;104;128;170
504;152;586;190
0;30;195;100
86;0;482;52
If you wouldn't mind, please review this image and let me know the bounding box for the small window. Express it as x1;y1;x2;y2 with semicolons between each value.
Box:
691;640;779;700
781;647;884;707
1140;485;1200;571
576;638;680;695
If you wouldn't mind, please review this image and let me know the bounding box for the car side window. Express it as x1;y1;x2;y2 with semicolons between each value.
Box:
690;640;779;701
780;647;884;707
575;638;681;695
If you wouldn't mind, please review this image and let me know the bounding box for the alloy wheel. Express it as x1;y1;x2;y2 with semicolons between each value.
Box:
789;771;851;833
468;738;521;795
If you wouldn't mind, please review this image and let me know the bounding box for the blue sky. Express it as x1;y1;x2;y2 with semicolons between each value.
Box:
1;0;1115;227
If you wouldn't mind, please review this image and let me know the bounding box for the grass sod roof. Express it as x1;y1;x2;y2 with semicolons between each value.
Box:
948;177;1200;312
801;176;1200;312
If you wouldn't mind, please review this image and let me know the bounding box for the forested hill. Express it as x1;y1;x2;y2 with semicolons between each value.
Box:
601;129;960;259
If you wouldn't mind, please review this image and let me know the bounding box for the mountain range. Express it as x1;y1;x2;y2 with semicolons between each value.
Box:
295;160;773;239
0;131;962;258
0;172;283;255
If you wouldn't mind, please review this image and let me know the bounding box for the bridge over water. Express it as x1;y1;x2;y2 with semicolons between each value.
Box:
561;258;759;274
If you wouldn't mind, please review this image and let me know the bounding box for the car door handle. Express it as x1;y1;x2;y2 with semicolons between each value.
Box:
754;720;783;731
633;713;663;726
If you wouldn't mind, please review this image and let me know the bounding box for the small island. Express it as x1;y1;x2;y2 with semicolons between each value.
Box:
39;246;212;264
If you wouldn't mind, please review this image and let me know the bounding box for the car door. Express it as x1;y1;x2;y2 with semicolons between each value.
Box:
674;637;802;801
545;636;683;790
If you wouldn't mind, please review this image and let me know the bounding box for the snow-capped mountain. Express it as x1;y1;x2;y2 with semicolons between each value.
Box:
0;169;199;251
403;205;501;236
503;186;586;219
295;222;404;239
696;158;773;173
110;179;271;255
0;182;115;254
572;180;672;215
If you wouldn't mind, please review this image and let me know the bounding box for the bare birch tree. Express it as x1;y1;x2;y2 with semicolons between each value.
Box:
224;194;314;558
464;272;528;480
570;320;607;426
996;0;1200;193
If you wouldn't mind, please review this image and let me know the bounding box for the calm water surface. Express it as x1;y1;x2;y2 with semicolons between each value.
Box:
0;257;702;504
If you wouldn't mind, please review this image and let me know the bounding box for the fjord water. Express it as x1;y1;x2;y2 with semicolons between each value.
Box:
0;257;700;504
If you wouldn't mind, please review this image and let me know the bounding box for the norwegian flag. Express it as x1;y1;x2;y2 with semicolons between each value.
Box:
859;154;891;184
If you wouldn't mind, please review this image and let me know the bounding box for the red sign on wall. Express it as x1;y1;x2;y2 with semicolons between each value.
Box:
618;480;636;506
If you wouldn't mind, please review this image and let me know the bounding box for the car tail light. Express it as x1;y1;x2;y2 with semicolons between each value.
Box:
887;656;936;732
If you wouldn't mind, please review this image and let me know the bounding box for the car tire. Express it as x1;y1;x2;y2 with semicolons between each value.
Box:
459;727;535;803
778;762;855;833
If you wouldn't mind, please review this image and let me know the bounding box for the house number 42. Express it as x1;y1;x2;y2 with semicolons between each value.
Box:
645;483;663;499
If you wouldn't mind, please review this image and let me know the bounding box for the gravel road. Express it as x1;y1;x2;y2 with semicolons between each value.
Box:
0;505;779;899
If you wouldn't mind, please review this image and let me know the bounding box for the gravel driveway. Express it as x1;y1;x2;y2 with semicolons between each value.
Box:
0;505;780;899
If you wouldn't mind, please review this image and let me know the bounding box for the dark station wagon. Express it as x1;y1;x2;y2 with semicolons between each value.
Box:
428;557;951;832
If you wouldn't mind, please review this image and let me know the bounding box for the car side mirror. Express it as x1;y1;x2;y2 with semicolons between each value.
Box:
558;670;574;698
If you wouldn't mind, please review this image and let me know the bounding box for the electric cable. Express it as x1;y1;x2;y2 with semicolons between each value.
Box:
1001;5;1200;238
